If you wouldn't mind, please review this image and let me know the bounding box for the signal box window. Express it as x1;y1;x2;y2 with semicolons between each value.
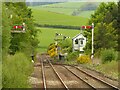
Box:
75;39;78;44
81;40;83;45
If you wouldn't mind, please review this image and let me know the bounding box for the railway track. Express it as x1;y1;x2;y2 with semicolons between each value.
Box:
74;66;119;89
47;58;69;90
39;55;119;90
40;56;68;89
63;65;119;90
41;57;47;90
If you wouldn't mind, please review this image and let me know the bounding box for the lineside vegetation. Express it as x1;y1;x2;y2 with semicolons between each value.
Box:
2;2;38;88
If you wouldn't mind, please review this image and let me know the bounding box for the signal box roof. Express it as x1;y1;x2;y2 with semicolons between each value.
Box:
72;33;85;40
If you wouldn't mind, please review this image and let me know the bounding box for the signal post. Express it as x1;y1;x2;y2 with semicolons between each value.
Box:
81;23;94;60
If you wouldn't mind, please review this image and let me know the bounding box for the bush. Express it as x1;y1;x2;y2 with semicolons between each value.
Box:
2;52;33;88
100;48;118;63
47;43;57;58
60;39;71;49
77;55;91;64
66;52;79;61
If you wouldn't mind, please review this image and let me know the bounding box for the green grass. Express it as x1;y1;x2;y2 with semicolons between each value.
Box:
32;8;94;18
32;2;86;8
78;11;95;18
30;2;86;15
95;61;118;79
36;27;81;53
32;9;88;26
30;2;98;18
2;53;33;88
86;60;119;80
32;7;73;15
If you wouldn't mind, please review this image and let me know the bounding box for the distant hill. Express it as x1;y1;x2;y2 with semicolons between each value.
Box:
26;2;61;6
30;2;99;18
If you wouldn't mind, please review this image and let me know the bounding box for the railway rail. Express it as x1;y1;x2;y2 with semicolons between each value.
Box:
63;65;119;90
39;55;119;90
41;57;47;90
74;66;119;89
47;58;69;90
40;56;69;89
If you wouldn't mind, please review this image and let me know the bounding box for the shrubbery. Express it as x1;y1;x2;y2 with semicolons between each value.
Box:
100;48;118;63
66;52;79;61
77;55;91;64
2;2;37;88
2;53;33;88
47;43;57;57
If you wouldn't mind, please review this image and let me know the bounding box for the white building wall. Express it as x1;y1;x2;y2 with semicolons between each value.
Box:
72;34;86;52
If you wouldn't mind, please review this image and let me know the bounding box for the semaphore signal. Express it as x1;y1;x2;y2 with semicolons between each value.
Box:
13;25;23;29
81;25;92;29
11;23;26;33
81;23;94;60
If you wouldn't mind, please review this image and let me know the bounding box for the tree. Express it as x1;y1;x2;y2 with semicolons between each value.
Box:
2;4;11;57
117;1;120;51
85;2;118;53
94;23;117;49
4;2;39;55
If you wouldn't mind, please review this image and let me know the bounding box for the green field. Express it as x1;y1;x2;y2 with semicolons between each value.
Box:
78;11;95;18
32;9;88;26
30;2;86;15
36;27;81;53
41;2;86;8
30;2;98;18
32;7;73;15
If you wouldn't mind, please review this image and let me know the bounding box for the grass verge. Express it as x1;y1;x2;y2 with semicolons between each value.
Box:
2;52;33;88
85;60;119;80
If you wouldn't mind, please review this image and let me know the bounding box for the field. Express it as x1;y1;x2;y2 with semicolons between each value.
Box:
41;2;86;8
36;27;81;53
32;9;89;26
30;2;86;15
30;2;99;18
77;11;94;18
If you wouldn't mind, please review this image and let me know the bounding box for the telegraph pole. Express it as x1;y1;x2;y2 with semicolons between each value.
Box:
91;23;94;59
